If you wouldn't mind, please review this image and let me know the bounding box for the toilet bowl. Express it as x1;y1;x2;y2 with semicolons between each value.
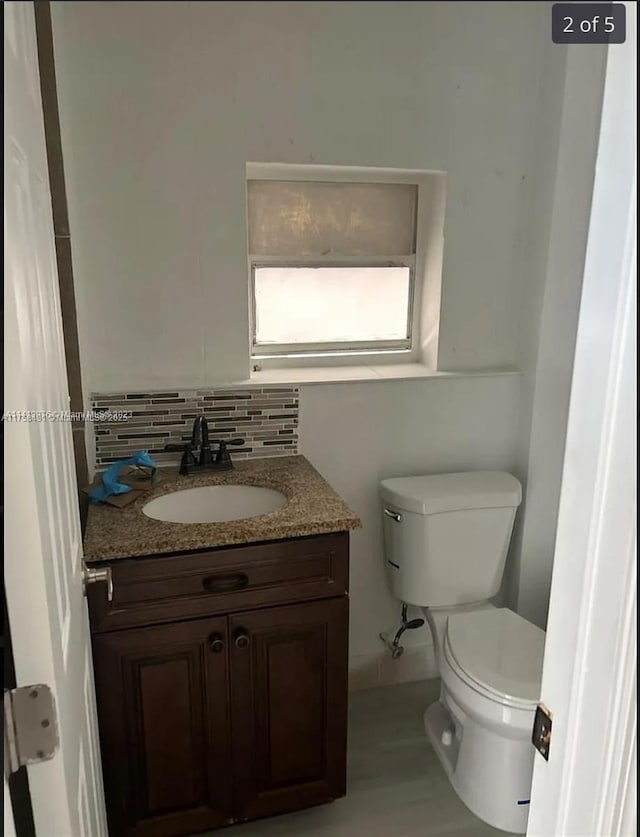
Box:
380;471;545;834
424;605;545;834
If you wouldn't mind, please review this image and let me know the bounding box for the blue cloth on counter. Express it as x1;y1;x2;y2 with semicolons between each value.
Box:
88;451;157;504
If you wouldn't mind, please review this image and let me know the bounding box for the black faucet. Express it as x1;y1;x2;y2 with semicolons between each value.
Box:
199;417;214;466
164;416;244;475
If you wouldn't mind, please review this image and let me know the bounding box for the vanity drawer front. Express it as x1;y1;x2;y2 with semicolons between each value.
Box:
87;532;349;633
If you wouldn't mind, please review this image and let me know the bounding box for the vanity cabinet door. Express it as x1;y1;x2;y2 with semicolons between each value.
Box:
92;617;233;837
229;597;349;823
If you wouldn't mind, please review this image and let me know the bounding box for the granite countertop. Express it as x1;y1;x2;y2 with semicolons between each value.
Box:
83;455;361;562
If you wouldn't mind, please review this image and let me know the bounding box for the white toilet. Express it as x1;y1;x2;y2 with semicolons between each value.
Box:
380;471;545;835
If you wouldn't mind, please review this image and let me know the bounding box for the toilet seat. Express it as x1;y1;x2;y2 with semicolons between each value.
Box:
444;608;545;707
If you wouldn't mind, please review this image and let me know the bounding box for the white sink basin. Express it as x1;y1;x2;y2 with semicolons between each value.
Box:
142;484;288;524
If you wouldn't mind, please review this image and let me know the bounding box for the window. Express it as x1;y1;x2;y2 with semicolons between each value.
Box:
247;175;419;360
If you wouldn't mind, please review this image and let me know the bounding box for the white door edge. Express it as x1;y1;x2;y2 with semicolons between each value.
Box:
527;4;637;835
4;773;17;837
4;2;108;833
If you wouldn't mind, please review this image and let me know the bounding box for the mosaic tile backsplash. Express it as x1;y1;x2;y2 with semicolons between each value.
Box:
92;387;299;468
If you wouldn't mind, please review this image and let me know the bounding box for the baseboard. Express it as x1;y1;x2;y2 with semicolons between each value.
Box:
348;642;439;692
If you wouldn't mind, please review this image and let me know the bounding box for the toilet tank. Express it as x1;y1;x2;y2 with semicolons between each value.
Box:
380;472;522;608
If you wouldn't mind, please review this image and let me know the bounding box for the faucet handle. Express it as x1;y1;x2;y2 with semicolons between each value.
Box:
212;438;245;465
164;442;196;475
211;438;244;447
164;442;192;453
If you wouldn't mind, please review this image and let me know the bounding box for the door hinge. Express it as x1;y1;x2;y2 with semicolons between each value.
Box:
532;702;553;761
3;685;60;775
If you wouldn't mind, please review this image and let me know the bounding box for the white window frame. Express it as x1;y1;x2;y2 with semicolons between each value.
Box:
246;162;447;369
250;255;416;357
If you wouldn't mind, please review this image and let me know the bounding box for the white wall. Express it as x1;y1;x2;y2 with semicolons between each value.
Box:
298;372;521;683
51;0;548;391
508;40;607;627
50;1;604;681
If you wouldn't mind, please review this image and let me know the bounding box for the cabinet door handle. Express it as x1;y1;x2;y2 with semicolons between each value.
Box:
208;633;225;654
202;573;249;593
234;631;250;650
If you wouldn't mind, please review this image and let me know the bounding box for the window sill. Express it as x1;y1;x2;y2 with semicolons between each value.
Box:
245;364;520;386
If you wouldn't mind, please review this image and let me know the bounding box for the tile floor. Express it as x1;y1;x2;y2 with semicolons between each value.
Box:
208;679;521;837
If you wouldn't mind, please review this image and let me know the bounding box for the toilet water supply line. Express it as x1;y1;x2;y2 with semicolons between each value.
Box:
379;603;426;659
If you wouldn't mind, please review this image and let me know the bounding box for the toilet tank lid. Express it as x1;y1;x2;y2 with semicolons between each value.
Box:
380;471;522;515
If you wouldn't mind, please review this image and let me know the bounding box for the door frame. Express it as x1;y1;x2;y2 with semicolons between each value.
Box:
527;6;637;835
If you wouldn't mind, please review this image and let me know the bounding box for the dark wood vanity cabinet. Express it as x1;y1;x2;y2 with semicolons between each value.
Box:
93;616;233;837
88;532;350;837
228;598;348;822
